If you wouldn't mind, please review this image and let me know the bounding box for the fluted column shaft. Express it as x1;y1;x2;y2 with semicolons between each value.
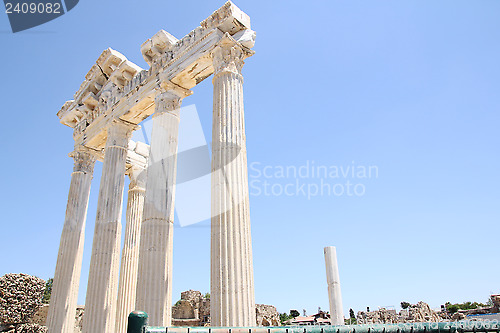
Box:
115;166;147;333
47;150;96;333
82;120;134;333
136;91;183;326
324;246;344;325
210;40;256;327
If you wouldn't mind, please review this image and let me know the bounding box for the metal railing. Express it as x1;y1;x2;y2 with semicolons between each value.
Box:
127;311;500;333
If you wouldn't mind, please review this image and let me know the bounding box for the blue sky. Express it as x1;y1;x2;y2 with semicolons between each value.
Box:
0;0;499;317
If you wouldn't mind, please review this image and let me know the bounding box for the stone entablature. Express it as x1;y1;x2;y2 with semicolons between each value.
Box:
79;140;149;171
57;1;255;153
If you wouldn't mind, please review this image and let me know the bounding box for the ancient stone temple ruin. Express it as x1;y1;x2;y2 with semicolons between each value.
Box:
170;290;280;327
47;2;256;333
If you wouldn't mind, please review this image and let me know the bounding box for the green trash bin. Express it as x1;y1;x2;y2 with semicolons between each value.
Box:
127;311;148;333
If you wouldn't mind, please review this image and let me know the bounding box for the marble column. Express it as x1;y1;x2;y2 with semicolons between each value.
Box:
82;120;135;333
136;88;188;326
47;150;96;333
210;39;256;327
115;166;147;333
324;246;344;325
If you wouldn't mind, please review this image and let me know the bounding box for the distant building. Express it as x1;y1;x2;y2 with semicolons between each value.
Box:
287;311;333;326
456;294;500;321
466;313;500;321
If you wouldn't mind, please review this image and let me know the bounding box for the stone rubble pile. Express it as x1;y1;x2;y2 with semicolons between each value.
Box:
357;308;399;324
171;290;281;326
28;304;83;333
15;323;47;333
171;290;211;326
74;306;84;333
451;312;466;321
0;273;45;327
178;290;210;316
29;304;49;326
255;304;280;326
407;302;441;322
493;295;500;309
357;301;444;324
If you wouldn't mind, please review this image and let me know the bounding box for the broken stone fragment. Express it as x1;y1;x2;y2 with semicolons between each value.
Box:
141;30;178;66
233;29;256;49
110;60;143;88
200;1;251;35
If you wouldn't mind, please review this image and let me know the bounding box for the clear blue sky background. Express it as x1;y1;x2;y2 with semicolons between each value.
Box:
0;0;499;317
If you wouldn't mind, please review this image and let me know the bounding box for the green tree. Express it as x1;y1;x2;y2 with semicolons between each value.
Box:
290;309;300;318
445;302;459;314
280;312;292;324
204;292;210;299
42;278;53;304
345;309;357;325
445;301;487;314
401;302;411;309
345;317;357;325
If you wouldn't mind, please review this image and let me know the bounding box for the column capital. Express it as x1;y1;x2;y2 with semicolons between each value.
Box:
107;119;137;149
156;77;193;98
153;79;192;117
70;149;96;173
154;92;182;115
212;34;254;77
127;165;147;191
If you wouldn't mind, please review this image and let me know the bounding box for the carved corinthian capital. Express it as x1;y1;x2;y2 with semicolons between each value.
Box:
212;41;245;76
128;166;147;191
71;150;96;173
154;91;182;115
107;119;136;149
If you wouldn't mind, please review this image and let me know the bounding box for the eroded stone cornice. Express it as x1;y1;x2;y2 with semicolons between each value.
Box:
58;1;255;152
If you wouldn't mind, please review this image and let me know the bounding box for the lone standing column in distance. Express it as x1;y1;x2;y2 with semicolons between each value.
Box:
324;246;344;325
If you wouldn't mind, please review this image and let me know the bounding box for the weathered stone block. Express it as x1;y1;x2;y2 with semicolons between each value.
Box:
201;1;251;35
141;30;178;66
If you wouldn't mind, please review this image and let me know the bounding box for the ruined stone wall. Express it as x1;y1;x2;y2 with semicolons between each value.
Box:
29;304;83;333
492;295;500;309
171;290;210;326
256;304;280;326
14;323;47;333
357;302;443;324
171;290;280;326
29;305;49;326
173;300;196;320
